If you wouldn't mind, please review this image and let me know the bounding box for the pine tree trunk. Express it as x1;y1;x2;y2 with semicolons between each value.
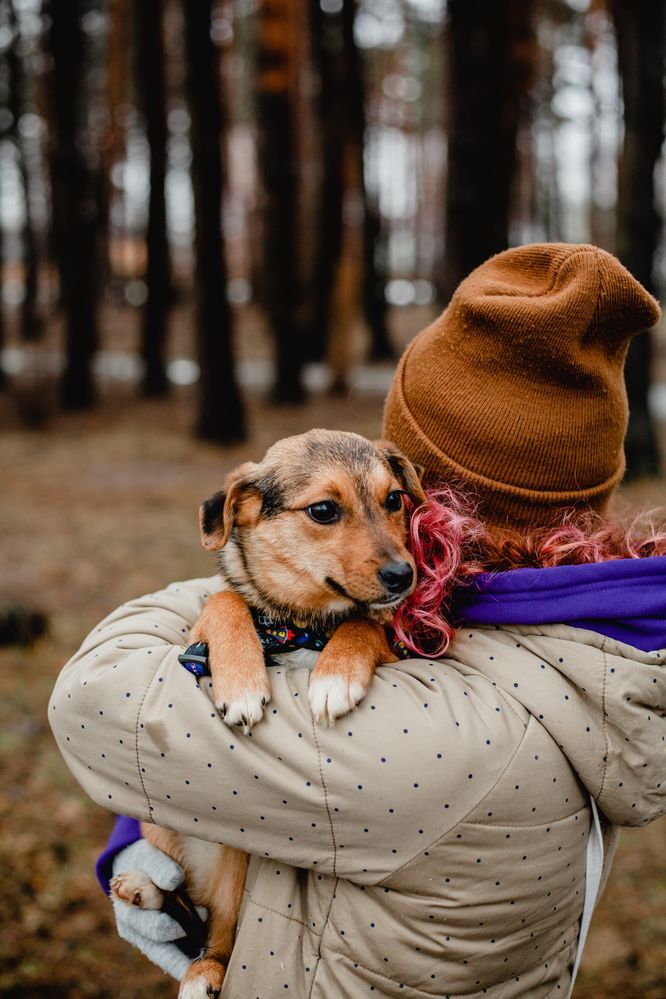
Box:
342;0;391;361
8;0;42;342
135;0;171;397
182;0;245;443
0;162;4;391
363;195;391;361
98;0;128;293
307;0;390;370
610;0;664;478
443;0;536;300
256;0;305;403
306;0;345;363
47;0;99;410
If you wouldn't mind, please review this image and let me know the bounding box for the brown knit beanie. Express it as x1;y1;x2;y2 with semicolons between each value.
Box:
383;243;661;530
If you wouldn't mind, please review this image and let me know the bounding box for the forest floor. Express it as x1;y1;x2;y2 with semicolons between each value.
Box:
0;302;665;998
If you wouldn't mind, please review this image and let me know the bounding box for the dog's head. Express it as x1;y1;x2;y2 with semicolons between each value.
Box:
199;429;425;625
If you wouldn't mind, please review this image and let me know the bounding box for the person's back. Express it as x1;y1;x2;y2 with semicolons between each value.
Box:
50;566;666;996
224;622;662;998
49;243;666;996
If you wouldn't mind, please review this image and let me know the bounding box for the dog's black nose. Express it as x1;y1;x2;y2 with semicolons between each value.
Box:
378;561;414;595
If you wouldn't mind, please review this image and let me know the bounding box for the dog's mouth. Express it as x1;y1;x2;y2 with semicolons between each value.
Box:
325;576;411;612
324;575;358;605
369;594;407;610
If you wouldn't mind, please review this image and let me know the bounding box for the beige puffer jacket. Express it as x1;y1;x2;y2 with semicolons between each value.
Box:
49;577;666;998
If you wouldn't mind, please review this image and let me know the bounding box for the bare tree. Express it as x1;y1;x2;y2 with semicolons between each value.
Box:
306;0;345;363
46;0;100;410
342;0;391;362
306;0;389;386
256;0;304;403
8;0;42;341
135;0;171;397
610;0;664;477
182;0;245;442
0;161;4;391
443;0;537;299
98;0;128;292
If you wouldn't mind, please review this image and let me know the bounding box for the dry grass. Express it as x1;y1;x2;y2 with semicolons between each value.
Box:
0;358;664;997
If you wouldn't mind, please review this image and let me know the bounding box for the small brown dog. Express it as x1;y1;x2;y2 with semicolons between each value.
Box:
111;429;424;998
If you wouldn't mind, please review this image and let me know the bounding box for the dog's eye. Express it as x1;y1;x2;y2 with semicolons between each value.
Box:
385;490;404;512
306;501;340;524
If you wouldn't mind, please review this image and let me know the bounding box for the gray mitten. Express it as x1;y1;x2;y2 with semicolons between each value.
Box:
110;839;208;980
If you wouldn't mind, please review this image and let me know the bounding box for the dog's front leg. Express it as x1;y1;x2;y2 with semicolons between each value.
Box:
308;619;397;727
190;591;271;733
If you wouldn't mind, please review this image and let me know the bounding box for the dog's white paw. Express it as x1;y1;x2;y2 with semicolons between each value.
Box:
216;687;270;734
179;957;225;999
110;869;164;909
309;674;367;727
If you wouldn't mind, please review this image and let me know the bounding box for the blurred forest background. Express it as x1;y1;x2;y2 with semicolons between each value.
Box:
0;0;665;996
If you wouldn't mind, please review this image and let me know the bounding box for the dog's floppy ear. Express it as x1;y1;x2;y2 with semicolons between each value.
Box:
199;463;259;551
374;440;426;505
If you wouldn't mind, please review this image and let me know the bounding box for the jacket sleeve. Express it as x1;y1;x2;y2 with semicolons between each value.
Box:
49;578;527;885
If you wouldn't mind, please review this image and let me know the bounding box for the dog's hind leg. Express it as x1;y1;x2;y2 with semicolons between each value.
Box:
177;846;248;999
110;868;165;909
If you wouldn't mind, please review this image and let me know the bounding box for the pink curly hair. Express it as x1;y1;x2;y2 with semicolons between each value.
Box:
393;486;666;658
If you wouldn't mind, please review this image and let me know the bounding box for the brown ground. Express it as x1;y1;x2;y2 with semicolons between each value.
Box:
0;305;665;998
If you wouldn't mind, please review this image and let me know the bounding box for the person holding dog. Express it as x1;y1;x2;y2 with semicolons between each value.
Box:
50;243;666;998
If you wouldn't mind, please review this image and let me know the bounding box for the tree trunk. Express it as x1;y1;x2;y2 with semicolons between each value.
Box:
99;0;128;296
610;0;664;478
342;0;391;362
307;0;390;372
135;0;171;397
0;161;4;391
182;0;245;443
362;193;391;362
46;0;99;410
8;0;42;342
305;0;345;363
443;0;536;299
256;0;305;403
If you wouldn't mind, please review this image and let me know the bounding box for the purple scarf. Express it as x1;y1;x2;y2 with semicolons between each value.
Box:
455;554;666;653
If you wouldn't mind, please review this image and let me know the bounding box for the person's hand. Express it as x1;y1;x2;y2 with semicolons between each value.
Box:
110;839;207;980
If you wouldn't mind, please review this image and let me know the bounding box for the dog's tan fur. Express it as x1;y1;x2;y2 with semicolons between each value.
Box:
111;430;424;998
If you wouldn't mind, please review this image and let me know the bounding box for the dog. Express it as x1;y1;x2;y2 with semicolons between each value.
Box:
110;429;425;999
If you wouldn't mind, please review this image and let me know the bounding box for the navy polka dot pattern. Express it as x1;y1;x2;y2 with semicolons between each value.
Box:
48;576;666;997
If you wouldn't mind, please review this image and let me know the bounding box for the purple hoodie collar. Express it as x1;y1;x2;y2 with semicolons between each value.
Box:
96;815;141;893
455;555;666;653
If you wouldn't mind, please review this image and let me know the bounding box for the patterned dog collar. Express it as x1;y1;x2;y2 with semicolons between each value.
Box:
178;611;410;678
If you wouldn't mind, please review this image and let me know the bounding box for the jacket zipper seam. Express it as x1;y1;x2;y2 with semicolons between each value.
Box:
310;712;338;878
597;643;611;802
135;647;171;819
307;875;340;997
